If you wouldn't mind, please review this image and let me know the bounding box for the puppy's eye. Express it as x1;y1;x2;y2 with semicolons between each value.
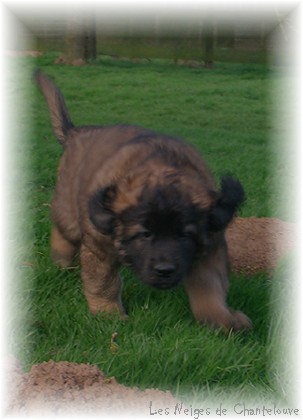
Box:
141;230;152;239
132;230;152;240
182;225;198;238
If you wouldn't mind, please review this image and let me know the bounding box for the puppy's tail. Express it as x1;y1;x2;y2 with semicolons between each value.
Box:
34;70;74;146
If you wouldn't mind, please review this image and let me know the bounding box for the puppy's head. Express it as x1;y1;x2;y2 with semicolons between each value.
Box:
89;176;244;289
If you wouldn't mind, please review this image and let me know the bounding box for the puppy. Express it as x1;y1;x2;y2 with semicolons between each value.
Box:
35;71;251;331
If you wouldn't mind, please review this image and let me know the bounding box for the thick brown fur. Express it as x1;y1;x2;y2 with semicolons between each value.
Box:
35;71;251;332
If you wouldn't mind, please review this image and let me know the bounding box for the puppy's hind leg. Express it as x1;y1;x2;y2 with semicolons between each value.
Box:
80;245;126;317
51;225;78;268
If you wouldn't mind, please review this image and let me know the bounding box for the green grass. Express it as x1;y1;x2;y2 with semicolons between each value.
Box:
8;54;292;405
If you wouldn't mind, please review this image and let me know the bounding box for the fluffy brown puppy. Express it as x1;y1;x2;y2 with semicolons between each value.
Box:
35;71;251;331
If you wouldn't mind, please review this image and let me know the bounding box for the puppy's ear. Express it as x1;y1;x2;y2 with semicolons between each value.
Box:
208;176;245;232
89;186;117;235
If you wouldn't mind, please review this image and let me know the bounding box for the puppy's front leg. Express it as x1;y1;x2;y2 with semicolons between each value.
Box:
184;244;251;332
80;245;126;317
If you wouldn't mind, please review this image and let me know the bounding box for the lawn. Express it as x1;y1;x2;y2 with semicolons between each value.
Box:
8;54;291;405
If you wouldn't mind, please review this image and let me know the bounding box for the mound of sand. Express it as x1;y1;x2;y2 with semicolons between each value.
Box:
6;358;179;415
226;217;296;274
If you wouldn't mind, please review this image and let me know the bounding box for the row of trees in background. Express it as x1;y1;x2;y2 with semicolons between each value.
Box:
47;12;276;67
60;21;235;68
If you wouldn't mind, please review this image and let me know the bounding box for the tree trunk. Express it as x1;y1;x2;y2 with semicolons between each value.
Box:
84;11;97;61
204;35;214;68
204;24;215;68
63;11;86;65
201;18;215;69
56;10;96;65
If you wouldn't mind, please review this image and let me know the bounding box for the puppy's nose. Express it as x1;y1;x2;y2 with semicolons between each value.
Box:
154;262;176;277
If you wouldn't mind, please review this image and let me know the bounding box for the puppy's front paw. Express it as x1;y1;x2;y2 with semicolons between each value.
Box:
197;307;252;333
229;310;252;331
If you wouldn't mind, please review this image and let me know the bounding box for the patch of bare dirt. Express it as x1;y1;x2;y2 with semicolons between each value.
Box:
226;217;296;274
5;218;296;415
6;358;179;416
54;56;87;66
